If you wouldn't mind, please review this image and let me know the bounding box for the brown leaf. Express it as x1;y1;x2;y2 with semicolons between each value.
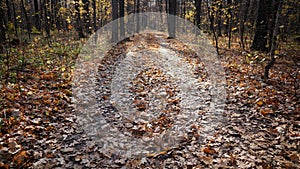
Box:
203;147;216;155
12;150;28;167
0;162;9;169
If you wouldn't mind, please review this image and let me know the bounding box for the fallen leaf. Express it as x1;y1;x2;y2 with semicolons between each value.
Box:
203;147;216;155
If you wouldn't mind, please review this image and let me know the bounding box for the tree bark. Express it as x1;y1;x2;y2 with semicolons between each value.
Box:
20;0;31;39
82;0;91;34
0;0;6;43
195;0;202;29
264;0;282;80
206;0;219;55
251;0;271;51
226;0;232;48
136;0;140;33
5;0;12;23
119;0;125;38
92;0;97;32
112;0;119;42
239;0;250;50
75;0;85;38
168;0;176;39
33;0;41;30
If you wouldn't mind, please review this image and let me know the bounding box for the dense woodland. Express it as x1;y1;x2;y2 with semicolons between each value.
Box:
0;0;300;79
0;0;299;168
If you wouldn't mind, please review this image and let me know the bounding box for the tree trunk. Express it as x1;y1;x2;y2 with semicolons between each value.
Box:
0;0;6;43
44;0;51;38
206;0;219;55
251;0;271;51
20;0;31;39
168;0;176;39
5;0;12;23
75;0;85;38
136;0;140;33
33;0;41;30
82;0;91;34
92;0;97;32
227;0;232;48
216;1;223;37
239;0;250;50
264;0;282;80
195;0;202;29
119;0;125;38
111;0;118;42
11;0;18;36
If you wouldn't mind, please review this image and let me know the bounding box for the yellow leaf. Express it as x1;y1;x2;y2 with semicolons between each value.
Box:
256;100;263;106
231;27;238;31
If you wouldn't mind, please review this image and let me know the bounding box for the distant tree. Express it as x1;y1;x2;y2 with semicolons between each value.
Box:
167;0;176;39
75;0;85;38
264;0;282;80
195;0;202;29
43;0;52;38
0;0;6;43
239;0;250;50
33;0;41;31
251;0;272;51
119;0;125;38
82;0;91;34
136;0;140;33
226;0;232;48
206;0;219;55
92;0;97;32
112;0;118;42
20;0;31;39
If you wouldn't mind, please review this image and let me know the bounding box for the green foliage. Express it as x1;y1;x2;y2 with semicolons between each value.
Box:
7;22;15;32
31;26;41;34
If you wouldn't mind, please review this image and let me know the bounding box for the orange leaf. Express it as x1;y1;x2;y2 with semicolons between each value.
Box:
0;163;9;169
256;100;264;106
203;147;216;155
12;150;28;167
260;109;270;115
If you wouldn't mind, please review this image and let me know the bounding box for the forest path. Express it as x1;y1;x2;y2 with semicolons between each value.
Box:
0;33;298;168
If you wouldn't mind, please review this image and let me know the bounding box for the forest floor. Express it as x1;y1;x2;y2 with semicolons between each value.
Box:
0;32;299;168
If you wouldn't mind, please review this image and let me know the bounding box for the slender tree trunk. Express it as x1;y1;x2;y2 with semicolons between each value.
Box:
5;0;12;23
267;0;279;52
20;0;31;39
227;0;232;49
33;0;41;30
12;0;18;36
75;0;85;38
44;0;51;38
195;0;202;29
112;0;118;42
264;0;282;80
0;0;6;43
251;0;271;51
82;0;91;34
182;0;186;18
240;0;250;50
136;0;140;33
92;0;97;32
119;0;125;38
217;0;223;37
206;0;219;55
167;0;176;39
